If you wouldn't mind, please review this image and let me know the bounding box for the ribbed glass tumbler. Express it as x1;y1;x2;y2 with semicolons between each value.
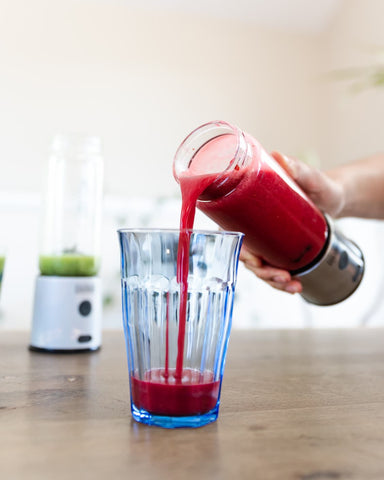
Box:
118;229;243;428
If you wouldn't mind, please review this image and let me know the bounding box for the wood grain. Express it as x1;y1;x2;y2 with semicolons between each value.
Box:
1;329;384;480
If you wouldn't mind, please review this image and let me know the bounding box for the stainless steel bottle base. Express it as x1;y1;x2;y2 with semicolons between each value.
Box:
295;217;365;306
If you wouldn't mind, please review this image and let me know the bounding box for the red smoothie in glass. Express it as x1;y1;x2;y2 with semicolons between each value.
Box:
131;368;220;416
131;172;219;417
174;171;220;380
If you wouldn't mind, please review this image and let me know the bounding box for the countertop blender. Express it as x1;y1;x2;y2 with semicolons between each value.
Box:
30;134;104;352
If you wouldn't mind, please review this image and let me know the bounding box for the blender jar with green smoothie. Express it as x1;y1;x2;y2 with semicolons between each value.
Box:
30;134;104;352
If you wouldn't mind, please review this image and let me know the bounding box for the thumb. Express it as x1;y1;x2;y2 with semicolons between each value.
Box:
270;151;299;181
270;151;344;217
270;151;322;196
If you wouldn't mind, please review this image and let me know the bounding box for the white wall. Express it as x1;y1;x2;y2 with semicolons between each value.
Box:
1;0;384;330
2;196;384;331
0;0;327;198
323;0;384;167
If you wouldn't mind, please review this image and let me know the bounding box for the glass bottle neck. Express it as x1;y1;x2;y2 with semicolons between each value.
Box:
173;121;252;200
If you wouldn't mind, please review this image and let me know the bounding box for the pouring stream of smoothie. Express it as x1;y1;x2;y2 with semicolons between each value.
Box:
175;173;218;379
174;134;239;379
130;137;236;417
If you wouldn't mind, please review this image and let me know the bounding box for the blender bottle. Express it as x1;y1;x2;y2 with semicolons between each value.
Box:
173;121;364;306
30;134;104;352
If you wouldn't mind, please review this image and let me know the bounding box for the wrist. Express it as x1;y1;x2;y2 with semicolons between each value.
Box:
324;170;349;219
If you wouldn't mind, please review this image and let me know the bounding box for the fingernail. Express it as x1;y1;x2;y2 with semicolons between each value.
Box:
273;275;288;283
282;155;298;179
248;260;260;268
286;284;300;294
242;256;260;268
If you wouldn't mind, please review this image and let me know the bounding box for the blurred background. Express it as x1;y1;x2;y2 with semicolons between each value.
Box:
1;0;384;330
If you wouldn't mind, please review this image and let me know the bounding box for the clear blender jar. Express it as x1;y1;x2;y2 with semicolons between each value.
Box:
30;134;104;352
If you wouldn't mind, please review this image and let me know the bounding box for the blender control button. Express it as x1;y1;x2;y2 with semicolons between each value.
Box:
338;251;349;270
78;335;92;343
352;265;363;282
79;300;92;316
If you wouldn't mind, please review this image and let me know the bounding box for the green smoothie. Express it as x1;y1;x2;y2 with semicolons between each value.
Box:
0;256;5;294
39;254;100;276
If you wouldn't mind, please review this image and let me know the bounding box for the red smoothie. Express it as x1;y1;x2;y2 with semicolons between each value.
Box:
171;138;244;389
131;368;220;416
132;171;220;417
133;122;327;419
175;171;219;380
178;131;328;272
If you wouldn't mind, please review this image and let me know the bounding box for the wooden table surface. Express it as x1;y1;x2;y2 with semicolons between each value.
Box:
2;329;384;480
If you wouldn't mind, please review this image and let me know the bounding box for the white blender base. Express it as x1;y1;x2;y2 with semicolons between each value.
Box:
30;276;102;352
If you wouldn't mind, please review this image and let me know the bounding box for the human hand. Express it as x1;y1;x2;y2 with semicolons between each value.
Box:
239;152;345;294
239;245;303;294
270;152;345;218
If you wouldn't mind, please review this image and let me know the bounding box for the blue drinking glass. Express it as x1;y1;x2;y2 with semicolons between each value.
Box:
118;229;243;428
